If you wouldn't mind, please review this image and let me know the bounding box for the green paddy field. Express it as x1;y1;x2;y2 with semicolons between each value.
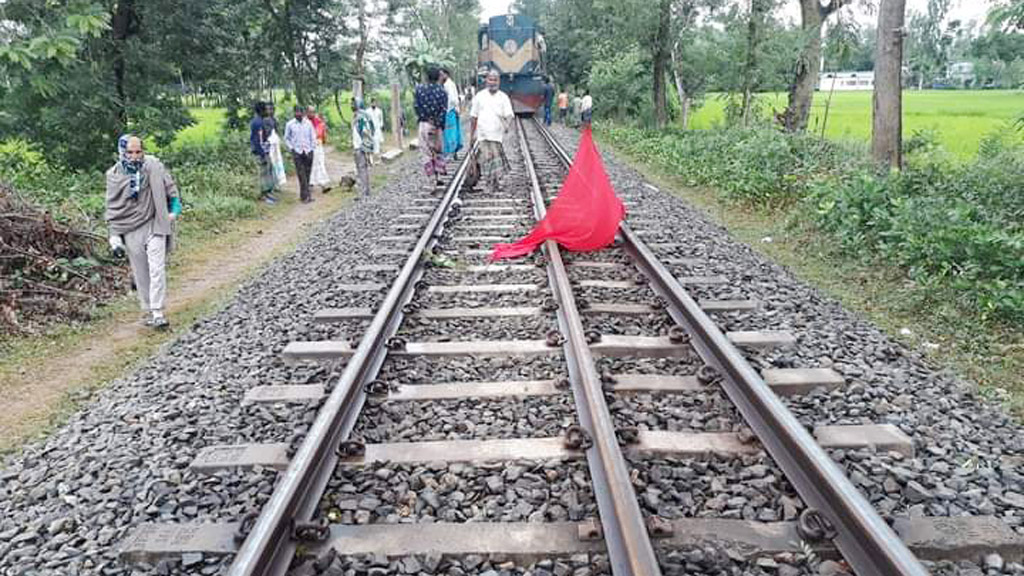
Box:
689;90;1024;159
174;90;1024;160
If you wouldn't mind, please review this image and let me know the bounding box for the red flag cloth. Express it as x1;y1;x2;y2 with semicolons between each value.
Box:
489;128;626;260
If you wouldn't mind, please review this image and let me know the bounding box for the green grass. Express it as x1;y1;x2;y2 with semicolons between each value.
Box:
688;90;1024;159
172;108;227;149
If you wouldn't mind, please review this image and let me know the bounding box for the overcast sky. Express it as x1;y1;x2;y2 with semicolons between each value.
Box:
477;0;993;28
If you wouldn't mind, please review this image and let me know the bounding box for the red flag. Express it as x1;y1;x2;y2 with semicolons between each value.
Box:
490;128;626;260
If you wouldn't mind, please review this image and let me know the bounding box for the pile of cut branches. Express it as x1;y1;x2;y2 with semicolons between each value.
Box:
0;181;128;336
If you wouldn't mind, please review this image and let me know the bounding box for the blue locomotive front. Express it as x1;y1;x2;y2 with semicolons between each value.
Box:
477;14;547;114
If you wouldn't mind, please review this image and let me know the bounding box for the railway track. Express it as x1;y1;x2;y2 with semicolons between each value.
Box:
118;119;1024;575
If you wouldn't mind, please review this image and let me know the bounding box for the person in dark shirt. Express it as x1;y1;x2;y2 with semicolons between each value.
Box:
543;78;555;126
414;67;448;184
249;102;277;204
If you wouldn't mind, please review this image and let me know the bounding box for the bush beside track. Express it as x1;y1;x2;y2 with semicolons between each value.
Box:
598;122;1024;325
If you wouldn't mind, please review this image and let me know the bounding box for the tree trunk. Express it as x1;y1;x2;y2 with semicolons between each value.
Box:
652;0;672;129
354;0;368;98
872;0;906;170
670;46;691;130
111;0;138;130
740;0;762;127
782;0;834;132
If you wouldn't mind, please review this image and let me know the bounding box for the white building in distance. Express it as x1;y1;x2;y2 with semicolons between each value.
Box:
818;71;875;91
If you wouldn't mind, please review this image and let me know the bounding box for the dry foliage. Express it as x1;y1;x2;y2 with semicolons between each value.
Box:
0;182;128;335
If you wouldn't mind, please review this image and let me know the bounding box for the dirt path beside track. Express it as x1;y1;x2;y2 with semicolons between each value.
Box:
0;145;392;453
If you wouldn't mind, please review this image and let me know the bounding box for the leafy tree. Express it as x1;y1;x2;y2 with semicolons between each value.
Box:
594;0;676;127
386;0;480;83
823;18;875;71
905;0;959;88
969;28;1024;87
780;0;852;132
670;0;726;128
512;0;599;88
989;0;1024;30
589;45;649;121
401;38;456;82
0;1;196;169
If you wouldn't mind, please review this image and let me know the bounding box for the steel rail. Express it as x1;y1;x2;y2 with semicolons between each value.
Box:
515;119;662;576
228;143;479;576
531;120;929;576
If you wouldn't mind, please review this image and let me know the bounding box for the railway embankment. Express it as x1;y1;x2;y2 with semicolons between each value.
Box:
594;122;1024;416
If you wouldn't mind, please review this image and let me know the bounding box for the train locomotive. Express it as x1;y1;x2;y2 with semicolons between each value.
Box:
477;14;547;114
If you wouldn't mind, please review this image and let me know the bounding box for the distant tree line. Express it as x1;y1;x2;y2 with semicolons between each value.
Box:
514;0;1024;125
0;0;479;170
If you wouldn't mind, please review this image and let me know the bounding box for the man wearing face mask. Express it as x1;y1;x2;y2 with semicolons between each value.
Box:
469;70;514;193
106;135;182;330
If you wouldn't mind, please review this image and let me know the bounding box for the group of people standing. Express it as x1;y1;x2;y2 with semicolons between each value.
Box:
250;99;386;203
414;67;514;194
250;103;333;204
542;79;593;128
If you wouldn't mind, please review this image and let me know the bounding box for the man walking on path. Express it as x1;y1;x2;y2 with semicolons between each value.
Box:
284;105;316;203
470;70;514;194
414;67;448;185
440;67;463;161
581;90;593;126
543;77;555;126
351;98;376;199
106;135;182;330
557;89;569;124
250;102;277;205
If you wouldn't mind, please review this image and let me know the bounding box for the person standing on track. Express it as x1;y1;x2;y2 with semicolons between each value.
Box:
284;105;316;203
542;77;555;126
250;102;277;205
581;90;593;127
351;98;376;199
470;70;514;194
106;135;182;330
440;67;463;161
414;67;448;185
557;88;569;124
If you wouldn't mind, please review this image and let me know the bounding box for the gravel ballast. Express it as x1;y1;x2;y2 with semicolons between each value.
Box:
4;121;1024;576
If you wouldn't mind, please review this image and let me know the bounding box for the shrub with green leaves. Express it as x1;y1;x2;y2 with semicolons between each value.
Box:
601;122;862;205
0;132;259;234
598;121;1024;324
810;138;1024;322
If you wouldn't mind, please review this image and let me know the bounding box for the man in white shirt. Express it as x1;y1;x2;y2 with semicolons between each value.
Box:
283;105;317;203
470;70;514;193
580;90;593;126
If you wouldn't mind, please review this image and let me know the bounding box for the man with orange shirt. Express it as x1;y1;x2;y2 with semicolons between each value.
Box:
557;89;569;124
